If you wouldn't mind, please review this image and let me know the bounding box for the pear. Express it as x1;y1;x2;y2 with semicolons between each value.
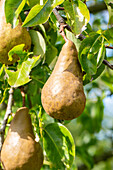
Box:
41;40;86;120
0;0;31;65
1;107;43;170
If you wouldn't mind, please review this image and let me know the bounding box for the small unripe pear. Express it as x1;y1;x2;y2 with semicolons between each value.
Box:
1;107;43;170
41;40;86;120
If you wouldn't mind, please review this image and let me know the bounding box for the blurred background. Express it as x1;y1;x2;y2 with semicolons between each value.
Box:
67;0;113;169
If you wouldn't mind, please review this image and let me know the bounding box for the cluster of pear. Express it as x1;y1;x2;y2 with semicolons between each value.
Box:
0;0;44;169
0;0;31;65
41;40;86;120
1;39;86;168
1;107;43;170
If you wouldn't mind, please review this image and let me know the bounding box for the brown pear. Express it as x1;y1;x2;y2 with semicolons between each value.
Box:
1;107;43;170
0;0;31;65
41;40;86;120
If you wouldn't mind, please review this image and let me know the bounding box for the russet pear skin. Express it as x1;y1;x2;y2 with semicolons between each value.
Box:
41;40;86;120
1;107;43;170
0;0;31;65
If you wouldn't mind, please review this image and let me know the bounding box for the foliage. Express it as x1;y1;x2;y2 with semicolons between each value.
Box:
0;0;113;169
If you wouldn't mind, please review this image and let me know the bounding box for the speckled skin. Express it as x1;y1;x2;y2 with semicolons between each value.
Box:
0;0;31;65
41;40;86;120
1;107;43;170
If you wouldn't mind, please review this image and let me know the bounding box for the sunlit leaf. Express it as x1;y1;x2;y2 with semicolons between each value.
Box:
64;0;90;35
97;42;106;67
5;0;22;27
8;44;27;61
0;65;5;81
43;123;75;169
23;0;64;27
102;27;113;44
15;0;27;18
0;88;9;105
66;29;81;51
27;0;40;7
5;56;40;87
79;33;105;75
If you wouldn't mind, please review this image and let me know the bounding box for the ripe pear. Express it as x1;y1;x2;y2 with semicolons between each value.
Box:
0;0;31;65
1;107;43;170
41;40;86;120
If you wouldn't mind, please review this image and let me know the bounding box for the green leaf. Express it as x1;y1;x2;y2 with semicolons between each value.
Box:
5;0;22;27
50;12;58;30
27;0;48;7
84;23;93;35
15;0;27;18
8;44;32;67
97;41;106;67
29;30;46;57
104;0;113;25
46;21;57;44
23;0;64;27
78;33;104;75
5;56;39;87
66;29;81;52
0;88;9;105
8;44;26;61
0;65;5;81
43;123;75;169
27;0;40;7
45;43;58;68
83;63;105;85
64;0;90;35
92;63;105;80
102;27;113;44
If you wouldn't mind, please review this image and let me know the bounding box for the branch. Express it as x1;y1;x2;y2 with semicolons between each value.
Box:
0;87;14;151
103;59;113;70
53;8;72;32
55;6;64;11
78;150;113;170
53;8;65;24
105;45;113;49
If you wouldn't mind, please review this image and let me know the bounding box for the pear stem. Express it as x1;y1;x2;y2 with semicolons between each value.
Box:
59;25;68;42
0;87;14;151
53;7;113;71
